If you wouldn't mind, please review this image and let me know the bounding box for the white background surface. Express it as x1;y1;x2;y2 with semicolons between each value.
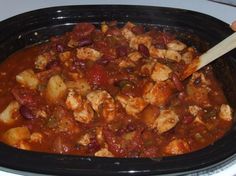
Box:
0;0;236;175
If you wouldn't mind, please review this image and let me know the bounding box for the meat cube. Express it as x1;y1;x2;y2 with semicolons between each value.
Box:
116;94;148;116
219;104;232;121
76;47;101;61
95;148;114;157
151;62;172;82
16;69;39;89
2;126;30;146
152;109;179;134
129;35;152;50
73;101;94;124
143;81;173;106
167;40;186;51
35;53;53;70
164;139;190;155
0;101;19;124
45;75;67;103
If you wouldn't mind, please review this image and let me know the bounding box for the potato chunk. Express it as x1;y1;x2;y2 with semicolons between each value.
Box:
0;101;19;124
45;75;67;103
2;126;30;146
16;69;39;89
152;110;179;134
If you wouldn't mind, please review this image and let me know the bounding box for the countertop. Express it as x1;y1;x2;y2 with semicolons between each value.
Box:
0;0;235;175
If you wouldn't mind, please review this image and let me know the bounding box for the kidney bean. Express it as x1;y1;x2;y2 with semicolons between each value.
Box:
171;73;184;91
96;58;110;65
116;46;128;57
78;38;93;47
131;25;145;35
138;44;150;58
46;59;60;70
19;105;35;119
194;76;201;86
178;91;186;101
182;115;194;124
55;44;64;52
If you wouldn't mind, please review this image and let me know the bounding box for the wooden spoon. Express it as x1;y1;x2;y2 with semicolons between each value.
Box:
181;32;236;80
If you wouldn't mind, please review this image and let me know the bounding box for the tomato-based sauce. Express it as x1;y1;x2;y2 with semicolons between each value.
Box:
0;21;232;157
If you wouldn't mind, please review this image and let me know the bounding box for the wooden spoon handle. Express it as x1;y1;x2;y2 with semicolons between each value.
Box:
182;32;236;80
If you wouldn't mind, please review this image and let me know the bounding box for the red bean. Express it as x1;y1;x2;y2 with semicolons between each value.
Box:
116;46;127;57
55;44;64;52
46;59;60;70
78;38;92;47
19;105;35;119
138;44;150;58
182;115;194;124
131;26;145;35
178;91;186;101
171;73;184;91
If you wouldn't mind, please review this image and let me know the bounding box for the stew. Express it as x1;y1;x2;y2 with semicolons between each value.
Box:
0;21;232;158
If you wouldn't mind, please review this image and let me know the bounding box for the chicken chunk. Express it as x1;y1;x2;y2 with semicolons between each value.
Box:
219;104;232;121
152;109;179;134
35;52;54;70
73;100;94;124
66;79;91;96
164;139;190;155
30;132;43;143
95;148;114;157
182;50;193;64
128;51;142;62
149;46;166;59
76;47;101;61
0;101;19;124
2;126;31;146
130;35;152;50
59;51;71;62
140;61;156;76
151;62;172;82
65;90;82;110
143;81;173;106
116;94;148;116
167;40;186;51
189;105;202;116
87;90;116;121
165;50;181;62
16;69;39;89
118;59;135;68
186;72;211;107
121;22;136;40
77;133;91;146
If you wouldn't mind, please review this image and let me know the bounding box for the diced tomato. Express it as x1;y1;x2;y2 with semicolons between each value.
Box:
86;64;109;87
